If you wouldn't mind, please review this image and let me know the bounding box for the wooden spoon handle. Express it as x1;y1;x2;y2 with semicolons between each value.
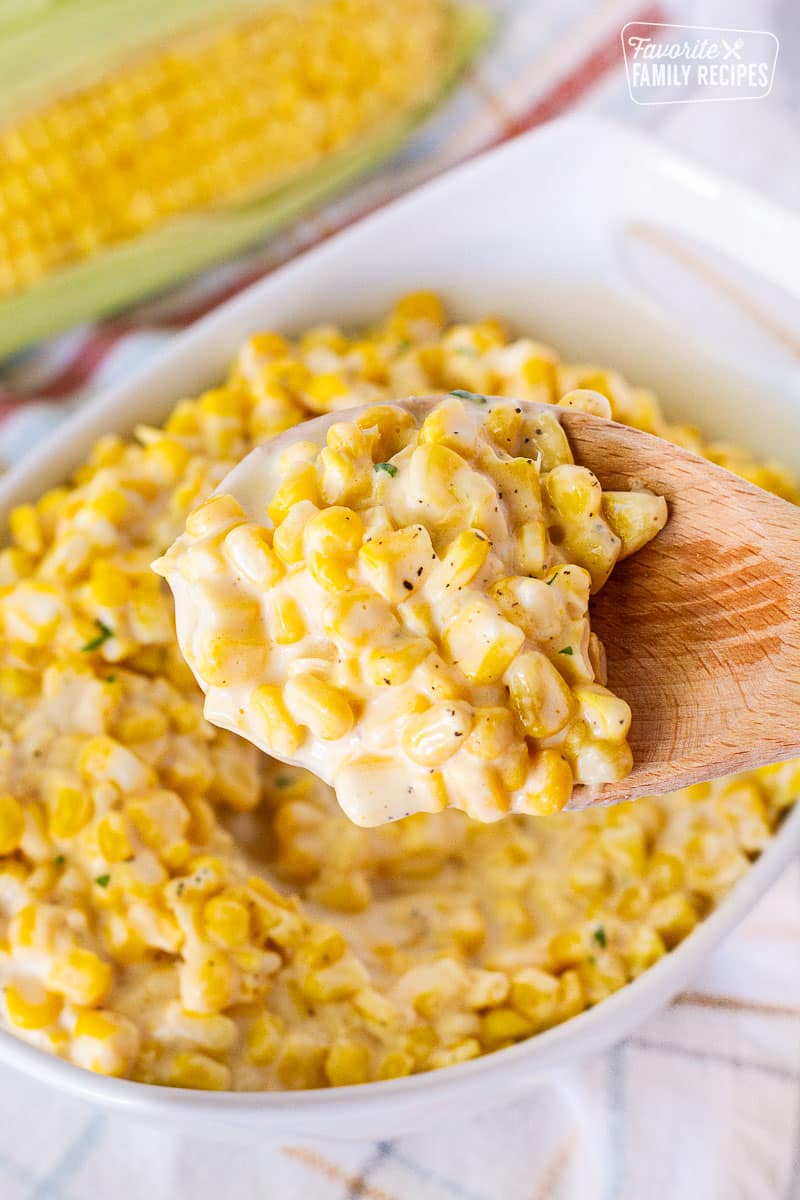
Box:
560;410;800;806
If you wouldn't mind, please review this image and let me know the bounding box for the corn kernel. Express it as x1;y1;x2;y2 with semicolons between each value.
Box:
285;674;354;741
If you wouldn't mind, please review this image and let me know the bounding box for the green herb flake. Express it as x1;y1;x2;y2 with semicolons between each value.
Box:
95;873;111;889
558;646;574;656
593;925;607;949
396;338;412;351
82;620;114;653
53;855;66;867
274;775;292;789
455;345;478;357
449;388;487;403
374;462;398;477
544;576;557;586
105;674;117;684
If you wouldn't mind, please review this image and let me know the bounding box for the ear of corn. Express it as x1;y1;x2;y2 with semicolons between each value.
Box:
0;0;490;358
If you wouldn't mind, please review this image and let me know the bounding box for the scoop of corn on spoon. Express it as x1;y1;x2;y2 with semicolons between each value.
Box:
159;395;800;816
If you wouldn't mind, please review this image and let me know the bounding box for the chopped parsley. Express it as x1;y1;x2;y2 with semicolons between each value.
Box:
374;462;398;477
544;575;557;586
105;674;117;684
593;925;607;949
449;388;487;403
95;873;111;889
396;338;412;351
53;855;66;867
558;646;574;656
82;620;114;653
274;775;292;789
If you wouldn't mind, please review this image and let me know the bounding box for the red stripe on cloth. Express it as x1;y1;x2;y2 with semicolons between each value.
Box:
0;398;21;428
33;330;119;400
490;1;668;146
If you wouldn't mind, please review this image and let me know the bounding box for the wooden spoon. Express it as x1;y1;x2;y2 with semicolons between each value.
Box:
217;394;800;812
557;404;800;810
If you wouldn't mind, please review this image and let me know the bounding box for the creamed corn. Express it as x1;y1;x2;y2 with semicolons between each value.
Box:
155;395;667;823
0;293;796;1090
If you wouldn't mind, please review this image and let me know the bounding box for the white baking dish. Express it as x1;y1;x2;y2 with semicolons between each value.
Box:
1;114;799;1141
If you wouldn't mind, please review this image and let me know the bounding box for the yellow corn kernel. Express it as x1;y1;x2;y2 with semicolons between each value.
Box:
322;588;392;648
601;491;668;559
548;928;588;971
419;396;478;455
466;706;517;761
265;592;305;646
203;894;250;949
647;851;685;896
9;504;44;556
49;948;112;1006
516;749;572;816
180;954;236;1014
435;529;491;592
97;814;132;864
483;452;543;524
276;1035;326;1090
355;405;415;460
648;894;698;948
352;987;398;1029
145;436;192;481
196;632;267;688
306;372;350;413
506;650;574;739
624;927;667;976
223;524;283;588
300;955;368;1003
358;524;434;604
47;783;94;840
185;494;247;539
442;598;525;685
428;1039;481;1069
393;290;445;330
377;1050;414;1080
90;487;131;524
247;1012;284;1066
0;793;25;854
480;1007;534;1046
310;872;372;914
296;925;347;969
117;710;169;743
88;561;131;607
364;637;432;687
325;1038;370;1087
250;685;303;758
268;464;320;526
558;387;612;419
573;684;631;742
304;506;364;591
509;967;560;1031
285;673;354;741
272;500;318;565
167;1051;231;1091
5;982;62;1030
402;701;472;767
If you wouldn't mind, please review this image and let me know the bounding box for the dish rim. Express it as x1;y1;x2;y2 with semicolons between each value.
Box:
1;112;799;1120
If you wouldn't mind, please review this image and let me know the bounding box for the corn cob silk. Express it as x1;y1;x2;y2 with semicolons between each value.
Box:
0;294;797;1089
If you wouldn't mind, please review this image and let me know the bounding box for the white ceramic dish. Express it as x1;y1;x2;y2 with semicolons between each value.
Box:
1;114;799;1141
